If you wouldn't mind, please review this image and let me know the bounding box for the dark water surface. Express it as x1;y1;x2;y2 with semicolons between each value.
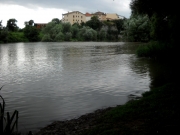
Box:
0;42;151;133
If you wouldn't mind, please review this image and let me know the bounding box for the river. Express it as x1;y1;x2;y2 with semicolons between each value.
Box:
0;42;152;133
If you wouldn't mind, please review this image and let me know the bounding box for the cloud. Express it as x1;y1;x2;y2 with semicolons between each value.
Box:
0;0;131;28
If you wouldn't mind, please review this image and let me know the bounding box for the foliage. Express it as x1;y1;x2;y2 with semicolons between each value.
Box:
85;16;103;30
0;20;2;29
98;29;107;41
51;18;61;24
6;19;18;32
0;28;9;43
62;23;71;33
41;34;53;42
42;22;56;35
122;14;150;42
42;21;64;41
64;32;72;41
54;32;64;41
136;41;173;59
130;0;178;45
0;86;20;135
112;19;125;34
7;32;28;43
71;24;80;39
23;26;40;42
24;20;34;26
77;26;97;41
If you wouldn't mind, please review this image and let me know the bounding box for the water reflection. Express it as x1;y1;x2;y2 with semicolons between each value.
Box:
0;42;151;133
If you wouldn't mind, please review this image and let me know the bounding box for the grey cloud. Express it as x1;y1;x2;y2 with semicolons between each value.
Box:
0;0;131;18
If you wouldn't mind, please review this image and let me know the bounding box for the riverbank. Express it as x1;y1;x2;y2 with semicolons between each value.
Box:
34;82;179;135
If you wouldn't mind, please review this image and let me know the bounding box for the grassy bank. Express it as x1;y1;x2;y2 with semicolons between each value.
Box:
79;83;179;135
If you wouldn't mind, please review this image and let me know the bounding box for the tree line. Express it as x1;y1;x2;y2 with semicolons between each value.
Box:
0;15;153;43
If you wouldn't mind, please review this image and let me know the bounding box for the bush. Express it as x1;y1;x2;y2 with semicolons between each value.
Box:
41;34;53;42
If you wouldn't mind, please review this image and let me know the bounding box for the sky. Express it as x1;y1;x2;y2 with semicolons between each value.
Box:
0;0;131;29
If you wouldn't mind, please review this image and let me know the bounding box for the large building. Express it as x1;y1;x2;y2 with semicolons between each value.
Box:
93;11;106;21
62;11;86;25
85;12;92;22
106;13;120;20
61;11;124;25
34;23;47;29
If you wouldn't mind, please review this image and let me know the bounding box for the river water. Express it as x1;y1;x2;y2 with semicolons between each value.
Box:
0;42;151;133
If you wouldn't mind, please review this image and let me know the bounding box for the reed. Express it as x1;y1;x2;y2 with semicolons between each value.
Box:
0;86;19;135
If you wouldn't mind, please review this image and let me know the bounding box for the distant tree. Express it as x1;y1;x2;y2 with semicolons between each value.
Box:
64;32;72;41
29;20;34;26
99;29;107;41
54;32;64;41
6;18;18;31
0;20;2;29
122;14;150;42
52;18;61;24
41;34;53;42
24;20;34;27
77;26;97;41
130;0;178;44
41;21;64;41
62;22;71;33
80;22;85;27
0;28;9;43
112;19;125;34
85;16;103;30
24;25;39;42
71;24;79;39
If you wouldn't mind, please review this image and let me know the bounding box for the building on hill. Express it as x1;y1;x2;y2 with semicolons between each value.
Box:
61;11;125;25
85;12;93;22
34;23;47;29
106;13;120;20
62;11;86;25
93;11;106;21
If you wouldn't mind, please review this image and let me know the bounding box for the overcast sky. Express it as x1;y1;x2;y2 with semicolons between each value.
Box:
0;0;131;28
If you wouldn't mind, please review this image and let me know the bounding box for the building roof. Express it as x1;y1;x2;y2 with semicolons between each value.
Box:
85;12;92;17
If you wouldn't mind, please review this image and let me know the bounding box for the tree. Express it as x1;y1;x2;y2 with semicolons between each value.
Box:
6;19;18;31
0;28;9;43
23;25;39;42
24;20;34;27
29;20;34;26
71;24;79;39
130;0;178;44
85;16;103;30
52;18;61;24
122;14;150;42
62;23;71;33
0;20;2;29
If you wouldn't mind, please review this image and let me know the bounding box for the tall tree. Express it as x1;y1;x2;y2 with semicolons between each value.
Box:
85;16;103;30
130;0;178;44
52;18;61;24
0;20;2;29
6;19;18;31
29;20;34;26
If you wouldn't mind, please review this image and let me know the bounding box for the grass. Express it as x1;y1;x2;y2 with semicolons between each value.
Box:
136;41;173;59
80;82;179;135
